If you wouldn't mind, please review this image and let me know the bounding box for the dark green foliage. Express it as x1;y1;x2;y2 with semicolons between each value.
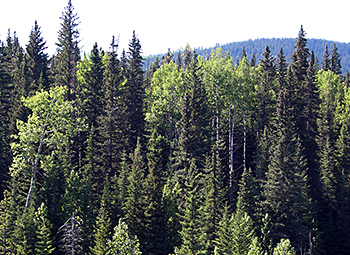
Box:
25;21;50;95
122;31;145;155
322;44;330;71
0;44;14;200
91;182;113;255
80;43;104;128
52;0;80;100
139;129;168;255
236;167;259;223
176;160;206;255
202;146;226;253
330;43;342;75
257;45;276;148
124;140;146;239
98;37;124;181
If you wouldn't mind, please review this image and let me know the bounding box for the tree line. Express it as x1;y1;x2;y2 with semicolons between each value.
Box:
1;1;350;254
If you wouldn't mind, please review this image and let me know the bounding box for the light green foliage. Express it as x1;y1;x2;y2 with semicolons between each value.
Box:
273;239;296;255
34;203;55;255
231;211;255;255
316;70;343;127
248;237;267;255
146;60;185;150
10;86;81;208
107;219;142;255
214;209;255;255
200;48;234;116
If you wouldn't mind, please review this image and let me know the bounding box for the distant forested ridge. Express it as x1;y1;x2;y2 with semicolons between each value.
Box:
145;38;350;74
2;1;350;254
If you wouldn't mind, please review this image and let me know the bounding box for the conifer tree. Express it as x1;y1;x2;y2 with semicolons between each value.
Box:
98;37;124;180
124;139;145;239
176;160;206;255
174;53;211;208
12;206;38;254
273;239;296;255
250;52;257;67
202;146;226;254
107;219;142;255
80;43;104;128
290;26;321;206
322;44;330;71
52;0;80;100
91;181;113;255
264;43;313;248
0;43;14;200
231;211;255;255
139;129;168;254
122;31;145;155
257;45;276;161
213;204;234;255
34;203;55;255
25;20;50;95
330;43;342;75
236;167;259;223
58;212;84;255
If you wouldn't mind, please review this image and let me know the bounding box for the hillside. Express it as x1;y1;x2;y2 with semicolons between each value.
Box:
146;38;350;74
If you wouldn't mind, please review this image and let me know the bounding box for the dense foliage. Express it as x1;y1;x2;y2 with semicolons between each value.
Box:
1;2;350;255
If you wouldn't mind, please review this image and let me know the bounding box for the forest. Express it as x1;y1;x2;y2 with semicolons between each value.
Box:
1;1;350;255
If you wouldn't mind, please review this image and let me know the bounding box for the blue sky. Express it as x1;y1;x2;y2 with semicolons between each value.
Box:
1;0;349;56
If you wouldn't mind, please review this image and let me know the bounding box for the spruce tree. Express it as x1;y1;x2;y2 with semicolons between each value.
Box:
264;43;313;248
202;146;226;254
98;37;123;179
174;52;211;187
322;44;330;71
80;42;104;128
139;129;168;254
91;181;113;255
52;0;80;100
213;204;233;254
0;44;14;200
176;160;206;255
124;139;146;240
25;20;50;95
257;45;276;158
330;43;342;75
122;31;145;155
290;26;321;207
107;219;142;255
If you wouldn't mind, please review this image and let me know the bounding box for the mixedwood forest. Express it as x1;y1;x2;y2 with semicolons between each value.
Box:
1;1;350;255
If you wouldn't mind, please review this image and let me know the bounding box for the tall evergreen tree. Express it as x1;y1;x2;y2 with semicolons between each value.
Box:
52;0;80;100
330;43;342;75
80;43;104;128
0;43;14;200
98;37;124;180
25;20;50;95
122;31;145;155
257;45;276;155
290;26;321;206
139;129;168;255
202;146;226;254
91;181;113;255
322;44;330;71
176;160;206;255
124;140;146;240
